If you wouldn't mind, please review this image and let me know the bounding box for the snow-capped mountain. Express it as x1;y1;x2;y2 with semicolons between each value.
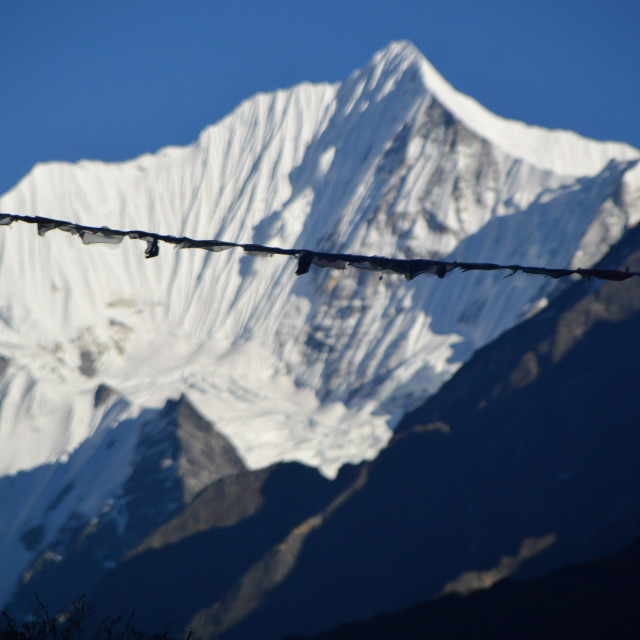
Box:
1;40;639;608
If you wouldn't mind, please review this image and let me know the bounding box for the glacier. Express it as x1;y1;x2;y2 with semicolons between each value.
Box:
1;40;640;607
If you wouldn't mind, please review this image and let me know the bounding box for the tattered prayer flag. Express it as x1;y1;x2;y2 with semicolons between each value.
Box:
0;212;637;284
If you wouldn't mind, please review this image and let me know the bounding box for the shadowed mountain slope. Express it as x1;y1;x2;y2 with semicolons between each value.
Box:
290;536;640;640
6;393;246;618
215;225;640;639
84;461;360;637
15;225;640;640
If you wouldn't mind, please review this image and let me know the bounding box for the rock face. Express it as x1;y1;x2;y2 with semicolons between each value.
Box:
173;394;247;502
4;393;246;616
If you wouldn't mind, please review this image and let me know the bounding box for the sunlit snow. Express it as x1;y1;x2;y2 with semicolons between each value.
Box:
1;40;639;606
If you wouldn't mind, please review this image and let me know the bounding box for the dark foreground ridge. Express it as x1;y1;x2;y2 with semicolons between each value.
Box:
288;536;640;640
1;213;637;282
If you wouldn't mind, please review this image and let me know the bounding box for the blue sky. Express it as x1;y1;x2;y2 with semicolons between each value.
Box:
2;0;639;198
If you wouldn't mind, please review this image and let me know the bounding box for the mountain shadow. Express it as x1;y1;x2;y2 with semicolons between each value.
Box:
216;223;640;640
86;461;359;637
7;393;246;619
289;535;640;640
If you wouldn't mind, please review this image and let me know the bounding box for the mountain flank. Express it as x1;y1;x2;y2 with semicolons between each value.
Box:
289;536;640;640
213;224;640;639
13;222;636;639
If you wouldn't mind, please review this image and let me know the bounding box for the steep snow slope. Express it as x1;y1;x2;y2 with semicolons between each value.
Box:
1;42;639;482
1;41;639;483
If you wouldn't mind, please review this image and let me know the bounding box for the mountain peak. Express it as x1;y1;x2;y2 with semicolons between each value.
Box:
367;41;639;176
1;40;640;483
2;38;640;617
369;39;426;67
173;394;247;502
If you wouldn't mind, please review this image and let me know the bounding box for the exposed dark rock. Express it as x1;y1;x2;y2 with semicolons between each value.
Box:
19;525;46;552
7;394;246;621
45;482;74;515
93;383;116;408
0;355;10;380
128;467;270;557
174;394;246;502
79;350;97;377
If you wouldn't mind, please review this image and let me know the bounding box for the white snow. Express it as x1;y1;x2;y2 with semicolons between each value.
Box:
382;41;639;176
0;387;138;605
0;40;639;607
1;40;638;480
1;40;638;479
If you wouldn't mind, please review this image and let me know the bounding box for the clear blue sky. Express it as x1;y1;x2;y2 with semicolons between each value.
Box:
2;0;639;198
